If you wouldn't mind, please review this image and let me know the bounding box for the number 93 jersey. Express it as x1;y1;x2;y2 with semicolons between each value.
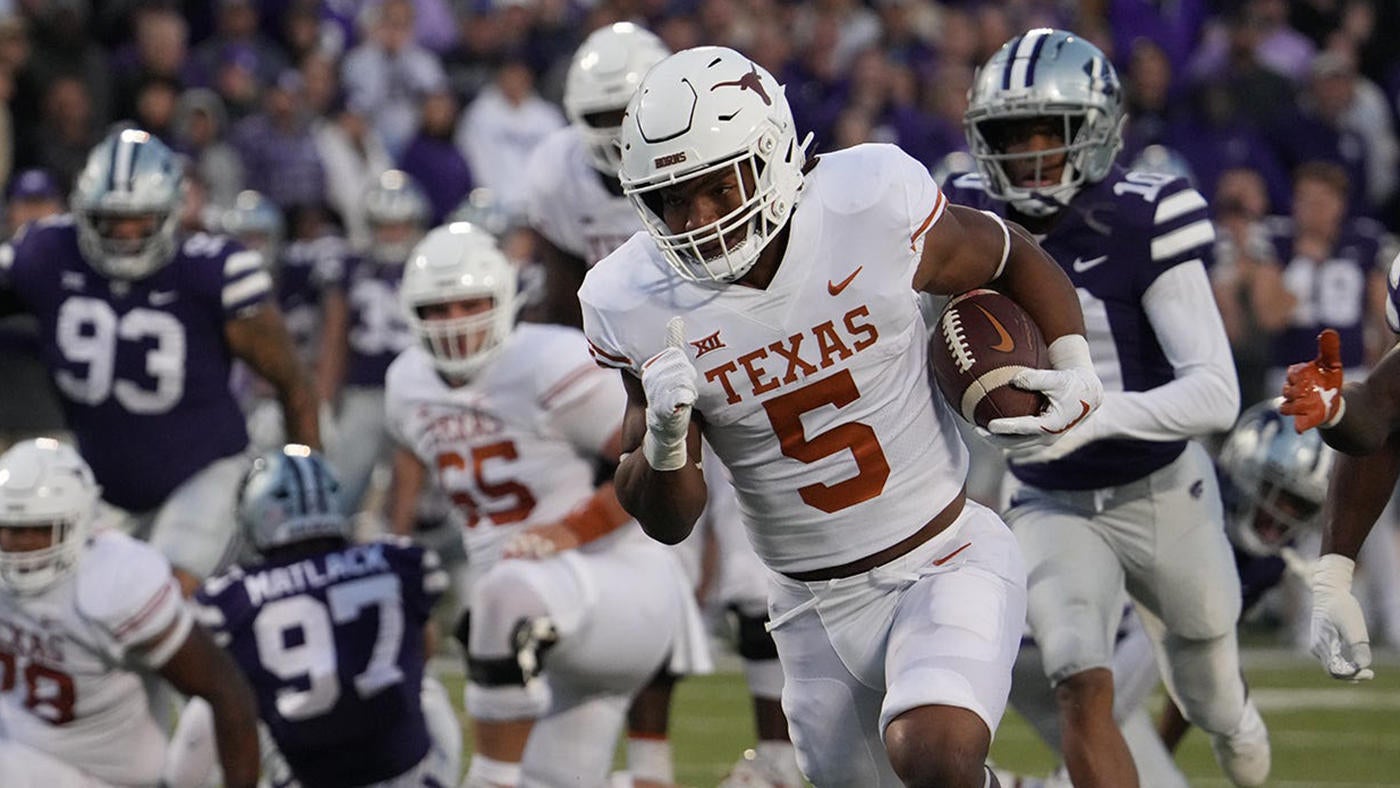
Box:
0;530;192;786
194;539;446;788
0;217;266;512
580;144;970;575
385;323;629;568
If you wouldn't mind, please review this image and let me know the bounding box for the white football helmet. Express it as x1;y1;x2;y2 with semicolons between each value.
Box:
70;128;186;280
365;170;430;265
564;22;670;176
1219;399;1336;557
237;445;350;554
964;29;1125;216
0;438;100;595
620;46;809;284
400;222;520;380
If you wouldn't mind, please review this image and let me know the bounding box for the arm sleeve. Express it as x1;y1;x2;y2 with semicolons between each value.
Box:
1093;261;1241;439
894;147;948;279
538;331;628;455
81;536;195;669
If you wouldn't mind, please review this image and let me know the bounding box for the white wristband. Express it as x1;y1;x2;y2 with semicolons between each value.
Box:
1324;395;1347;429
1047;333;1094;372
642;431;688;472
1315;553;1356;590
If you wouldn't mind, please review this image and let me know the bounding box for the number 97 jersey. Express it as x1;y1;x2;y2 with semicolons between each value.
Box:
0;217;265;512
194;539;446;788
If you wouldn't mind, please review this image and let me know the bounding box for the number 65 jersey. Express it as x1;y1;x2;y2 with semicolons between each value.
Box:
385;323;630;570
0;217;266;512
580;144;970;575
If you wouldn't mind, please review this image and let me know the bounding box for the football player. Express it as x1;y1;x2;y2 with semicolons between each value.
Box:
0;128;319;594
523;23;799;786
1280;251;1400;682
327;170;427;514
389;223;697;788
223;191;348;454
581;46;1102;787
0;438;260;787
188;445;461;788
952;29;1266;787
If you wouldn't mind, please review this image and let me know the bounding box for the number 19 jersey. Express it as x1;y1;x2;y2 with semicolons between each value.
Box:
580;144;970;574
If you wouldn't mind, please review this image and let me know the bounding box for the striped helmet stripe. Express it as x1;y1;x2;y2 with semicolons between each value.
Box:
284;454;310;514
1006;29;1051;91
1000;35;1024;90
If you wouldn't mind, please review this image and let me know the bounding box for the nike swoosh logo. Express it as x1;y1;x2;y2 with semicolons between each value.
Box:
828;265;863;296
1042;400;1092;435
933;542;973;566
1072;255;1108;273
972;304;1016;352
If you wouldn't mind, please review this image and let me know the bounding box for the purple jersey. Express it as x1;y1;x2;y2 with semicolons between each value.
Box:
945;167;1215;490
196;539;446;788
277;236;348;363
0;216;266;511
1265;216;1388;370
343;257;413;388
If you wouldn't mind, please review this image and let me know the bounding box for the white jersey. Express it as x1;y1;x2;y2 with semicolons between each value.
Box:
580;144;970;574
0;530;192;786
524;127;645;267
386;324;629;568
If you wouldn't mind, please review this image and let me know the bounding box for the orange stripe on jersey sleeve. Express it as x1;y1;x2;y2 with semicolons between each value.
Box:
909;190;948;252
586;339;633;370
113;580;175;641
539;361;603;408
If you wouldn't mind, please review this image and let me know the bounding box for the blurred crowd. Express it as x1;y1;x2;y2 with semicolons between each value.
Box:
0;0;1398;442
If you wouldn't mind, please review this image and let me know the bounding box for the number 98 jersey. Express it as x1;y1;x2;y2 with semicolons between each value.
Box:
0;217;265;512
580;144;970;575
194;539;446;788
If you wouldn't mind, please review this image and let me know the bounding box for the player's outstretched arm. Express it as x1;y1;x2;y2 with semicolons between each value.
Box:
1283;332;1400;455
386;447;428;536
615;370;707;545
227;301;322;450
156;623;261;788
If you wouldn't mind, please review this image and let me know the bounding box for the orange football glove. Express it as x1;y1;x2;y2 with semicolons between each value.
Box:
1280;329;1345;432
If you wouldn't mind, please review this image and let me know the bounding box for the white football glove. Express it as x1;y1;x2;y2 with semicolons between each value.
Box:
1311;554;1374;682
985;334;1104;454
640;316;697;471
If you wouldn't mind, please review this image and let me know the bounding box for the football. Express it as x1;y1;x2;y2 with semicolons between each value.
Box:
929;289;1049;429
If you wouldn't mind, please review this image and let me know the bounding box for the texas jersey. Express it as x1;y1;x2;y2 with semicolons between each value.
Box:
1264;214;1390;368
524;127;644;266
386;324;628;568
195;539;446;788
277;235;349;364
344;256;413;388
944;167;1215;490
0;216;265;512
0;530;192;786
580;143;970;574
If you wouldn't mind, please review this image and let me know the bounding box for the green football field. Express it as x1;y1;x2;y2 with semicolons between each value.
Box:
436;648;1400;786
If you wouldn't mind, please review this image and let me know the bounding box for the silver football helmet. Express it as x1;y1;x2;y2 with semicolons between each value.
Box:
1219;399;1336;557
237;445;351;554
965;29;1125;216
365;170;430;265
564;22;670;176
0;438;100;595
70;128;186;280
400;222;520;381
620;46;810;284
221;190;284;265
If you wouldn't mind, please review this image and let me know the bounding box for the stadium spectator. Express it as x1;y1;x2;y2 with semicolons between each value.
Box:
399;88;473;225
315;96;393;249
340;0;448;157
172;87;245;209
230;69;326;209
191;0;289;90
33;75;97;192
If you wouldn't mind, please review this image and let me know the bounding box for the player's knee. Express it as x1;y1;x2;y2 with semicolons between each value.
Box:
885;705;991;788
466;613;559;721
